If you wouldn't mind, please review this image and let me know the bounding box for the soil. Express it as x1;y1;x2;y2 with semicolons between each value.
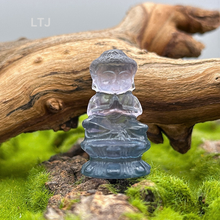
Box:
42;143;146;220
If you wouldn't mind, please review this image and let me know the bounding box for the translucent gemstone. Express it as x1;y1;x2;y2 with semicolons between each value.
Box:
92;66;135;94
90;49;137;94
81;49;151;179
87;92;143;117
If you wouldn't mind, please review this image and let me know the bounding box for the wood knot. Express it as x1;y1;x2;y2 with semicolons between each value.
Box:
34;57;43;63
46;98;63;113
205;68;220;85
215;75;220;82
211;72;220;85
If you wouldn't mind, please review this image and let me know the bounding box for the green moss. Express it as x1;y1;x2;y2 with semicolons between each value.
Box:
0;115;86;178
20;212;46;220
0;166;50;220
203;197;220;220
0;115;86;219
124;212;147;220
143;121;220;189
126;121;220;219
183;213;201;220
149;172;197;213
24;166;53;212
197;180;220;216
199;180;220;205
151;207;183;220
129;199;149;215
126;186;141;199
126;172;197;217
0;177;27;219
126;180;160;216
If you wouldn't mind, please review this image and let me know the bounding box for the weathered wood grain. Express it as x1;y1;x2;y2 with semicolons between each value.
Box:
0;3;219;153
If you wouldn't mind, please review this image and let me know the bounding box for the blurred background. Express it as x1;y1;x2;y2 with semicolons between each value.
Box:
0;0;219;59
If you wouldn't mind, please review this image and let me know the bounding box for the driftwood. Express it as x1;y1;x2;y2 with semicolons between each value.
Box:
0;3;219;153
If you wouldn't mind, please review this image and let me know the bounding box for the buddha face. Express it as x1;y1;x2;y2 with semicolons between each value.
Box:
92;65;135;94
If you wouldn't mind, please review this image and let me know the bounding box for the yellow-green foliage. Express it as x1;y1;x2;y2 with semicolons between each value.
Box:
0;115;86;219
142;122;220;188
203;197;220;220
0;166;51;220
0;115;86;177
199;180;220;220
126;121;220;219
199;180;220;205
124;212;146;220
25;167;52;212
149;171;197;213
151;207;183;220
126;181;159;215
130;198;149;215
126;172;197;217
151;208;201;220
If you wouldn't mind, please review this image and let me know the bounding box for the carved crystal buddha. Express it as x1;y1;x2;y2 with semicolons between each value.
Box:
81;49;151;179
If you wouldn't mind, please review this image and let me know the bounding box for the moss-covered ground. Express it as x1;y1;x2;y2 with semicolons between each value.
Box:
128;121;220;220
0;115;86;220
0;115;220;219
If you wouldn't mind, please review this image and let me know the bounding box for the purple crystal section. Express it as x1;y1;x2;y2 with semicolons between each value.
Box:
81;49;150;179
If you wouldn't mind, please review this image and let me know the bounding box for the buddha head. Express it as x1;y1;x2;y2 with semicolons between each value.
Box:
90;49;137;94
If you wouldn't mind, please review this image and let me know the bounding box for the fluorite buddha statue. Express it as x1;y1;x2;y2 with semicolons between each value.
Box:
81;49;151;179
